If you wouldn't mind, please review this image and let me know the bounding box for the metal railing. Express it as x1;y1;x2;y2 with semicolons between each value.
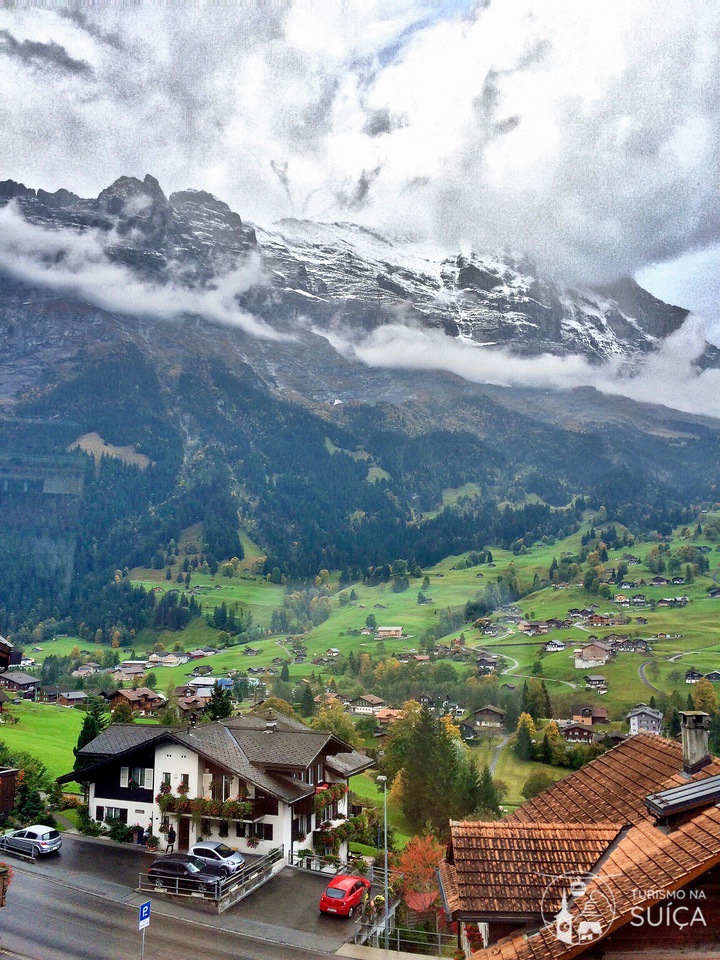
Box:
355;922;457;957
138;846;284;911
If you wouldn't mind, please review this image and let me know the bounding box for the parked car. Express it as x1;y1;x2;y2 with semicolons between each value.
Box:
189;841;245;876
147;854;225;894
0;825;62;857
319;874;371;917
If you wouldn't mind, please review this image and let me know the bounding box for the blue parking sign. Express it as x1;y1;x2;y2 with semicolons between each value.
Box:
139;900;151;930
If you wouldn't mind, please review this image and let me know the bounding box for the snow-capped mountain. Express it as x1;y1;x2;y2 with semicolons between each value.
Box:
0;174;688;365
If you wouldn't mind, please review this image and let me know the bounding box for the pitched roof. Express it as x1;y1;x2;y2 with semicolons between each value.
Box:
440;821;623;918
461;732;720;960
507;733;720;826
61;710;368;804
468;810;720;960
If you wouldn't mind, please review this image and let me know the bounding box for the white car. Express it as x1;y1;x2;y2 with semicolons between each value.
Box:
189;841;245;876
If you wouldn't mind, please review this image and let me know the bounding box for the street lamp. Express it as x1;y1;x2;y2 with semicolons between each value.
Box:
376;775;389;949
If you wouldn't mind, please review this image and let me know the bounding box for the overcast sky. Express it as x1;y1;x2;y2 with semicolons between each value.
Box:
1;1;720;410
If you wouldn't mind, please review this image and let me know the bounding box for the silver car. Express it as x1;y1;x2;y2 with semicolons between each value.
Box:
0;825;62;857
189;841;245;875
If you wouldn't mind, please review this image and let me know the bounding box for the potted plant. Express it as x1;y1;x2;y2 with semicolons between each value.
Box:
146;834;160;852
246;835;260;849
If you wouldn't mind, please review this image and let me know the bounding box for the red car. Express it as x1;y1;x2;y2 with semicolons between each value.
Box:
319;874;372;917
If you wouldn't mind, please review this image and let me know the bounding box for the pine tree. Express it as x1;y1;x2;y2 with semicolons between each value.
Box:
280;662;290;682
299;683;315;717
475;763;501;816
73;697;108;771
205;682;233;720
514;713;535;761
541;680;552;719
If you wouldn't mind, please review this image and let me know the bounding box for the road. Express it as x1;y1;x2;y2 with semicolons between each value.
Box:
0;868;331;960
0;836;353;959
638;659;663;695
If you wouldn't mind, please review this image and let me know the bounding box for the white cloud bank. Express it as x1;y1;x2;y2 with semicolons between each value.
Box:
0;1;719;295
0;204;282;340
320;315;720;420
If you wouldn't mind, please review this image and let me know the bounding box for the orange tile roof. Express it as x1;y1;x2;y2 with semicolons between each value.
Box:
463;732;720;960
440;821;623;917
469;809;720;960
508;733;720;826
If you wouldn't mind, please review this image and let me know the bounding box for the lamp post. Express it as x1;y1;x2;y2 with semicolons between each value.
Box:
376;775;389;949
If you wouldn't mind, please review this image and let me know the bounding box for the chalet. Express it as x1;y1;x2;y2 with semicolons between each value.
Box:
613;594;629;604
518;621;549;636
584;674;607;692
649;576;670;586
418;692;436;709
471;705;505;728
672;576;686;585
459;720;478;742
611;637;651;654
544;639;566;653
572;706;609;726
412;654;430;664
685;668;704;684
438;713;720;959
626;703;663;735
559;722;594;744
37;684;60;704
243;647;262;657
108;687;163;715
0;638;12;673
113;663;146;682
476;653;500;675
58;709;374;863
177;696;206;721
58;691;89;708
574;642;612;669
631;594;647;605
0;671;40;699
349;694;385;716
376;626;402;639
0;767;17;822
706;671;720;683
376;707;404;727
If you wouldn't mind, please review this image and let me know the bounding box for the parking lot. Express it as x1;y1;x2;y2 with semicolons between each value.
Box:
7;833;374;954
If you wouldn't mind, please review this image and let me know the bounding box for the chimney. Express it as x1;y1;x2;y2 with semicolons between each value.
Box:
264;709;277;734
679;711;711;776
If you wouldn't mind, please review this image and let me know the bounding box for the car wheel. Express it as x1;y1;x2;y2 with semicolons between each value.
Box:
31;846;40;859
151;876;164;887
347;906;354;918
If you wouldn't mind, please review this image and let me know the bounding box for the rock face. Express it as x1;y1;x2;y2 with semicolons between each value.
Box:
0;175;689;364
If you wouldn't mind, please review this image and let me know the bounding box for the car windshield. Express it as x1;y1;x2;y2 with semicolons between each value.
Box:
185;857;205;872
324;887;346;899
212;844;235;858
44;831;60;840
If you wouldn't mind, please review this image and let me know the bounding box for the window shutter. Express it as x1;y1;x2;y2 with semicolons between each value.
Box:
263;823;273;841
144;768;154;791
120;767;129;788
120;808;128;824
96;805;104;822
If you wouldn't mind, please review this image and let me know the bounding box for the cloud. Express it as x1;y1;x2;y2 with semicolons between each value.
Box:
317;314;720;419
0;2;719;324
0;204;284;341
0;28;92;75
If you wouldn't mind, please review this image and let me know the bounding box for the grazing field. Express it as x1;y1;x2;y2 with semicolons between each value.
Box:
0;701;87;781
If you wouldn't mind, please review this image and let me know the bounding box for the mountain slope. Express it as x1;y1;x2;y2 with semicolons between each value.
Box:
0;175;716;635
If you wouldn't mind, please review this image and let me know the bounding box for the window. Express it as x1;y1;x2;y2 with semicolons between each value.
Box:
180;773;189;791
120;766;154;790
162;772;171;787
105;807;127;823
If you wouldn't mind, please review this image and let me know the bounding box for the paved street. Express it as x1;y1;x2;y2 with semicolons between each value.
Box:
0;867;333;960
0;835;368;959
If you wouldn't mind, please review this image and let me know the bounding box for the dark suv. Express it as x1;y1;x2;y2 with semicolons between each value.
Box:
147;854;225;894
